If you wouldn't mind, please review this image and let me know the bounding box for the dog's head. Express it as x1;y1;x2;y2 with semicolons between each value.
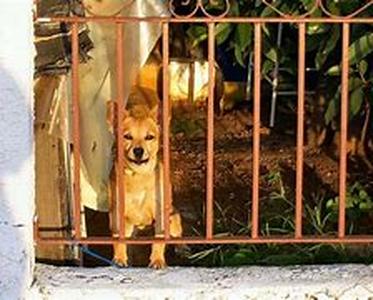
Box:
107;101;159;174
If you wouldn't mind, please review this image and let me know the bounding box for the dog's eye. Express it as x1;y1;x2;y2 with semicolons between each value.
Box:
123;133;133;140
145;134;155;141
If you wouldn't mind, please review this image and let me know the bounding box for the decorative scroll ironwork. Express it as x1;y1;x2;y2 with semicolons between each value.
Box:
169;0;230;18
318;0;373;18
35;0;373;19
261;0;319;18
169;0;373;19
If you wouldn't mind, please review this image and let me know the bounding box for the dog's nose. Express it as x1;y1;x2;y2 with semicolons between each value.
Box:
133;147;144;160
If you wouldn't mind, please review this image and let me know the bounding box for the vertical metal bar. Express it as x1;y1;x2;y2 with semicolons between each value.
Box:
71;22;81;240
116;23;125;240
295;23;306;238
162;22;171;239
251;23;261;239
339;23;349;238
206;23;215;240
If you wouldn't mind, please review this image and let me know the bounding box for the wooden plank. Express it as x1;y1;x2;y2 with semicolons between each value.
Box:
34;75;72;262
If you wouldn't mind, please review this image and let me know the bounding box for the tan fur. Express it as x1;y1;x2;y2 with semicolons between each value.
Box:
107;86;182;269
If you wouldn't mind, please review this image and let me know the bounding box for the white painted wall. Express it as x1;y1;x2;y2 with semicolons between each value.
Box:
0;0;34;299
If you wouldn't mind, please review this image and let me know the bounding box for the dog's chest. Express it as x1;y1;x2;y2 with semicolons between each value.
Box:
123;172;156;225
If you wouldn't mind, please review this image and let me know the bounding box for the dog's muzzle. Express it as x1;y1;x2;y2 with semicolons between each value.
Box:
129;147;149;165
133;147;144;160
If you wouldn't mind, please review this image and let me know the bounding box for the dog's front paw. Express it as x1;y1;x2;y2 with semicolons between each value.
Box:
148;258;167;269
113;256;128;268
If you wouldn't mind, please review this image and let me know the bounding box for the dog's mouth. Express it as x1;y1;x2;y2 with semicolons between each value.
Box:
128;157;150;165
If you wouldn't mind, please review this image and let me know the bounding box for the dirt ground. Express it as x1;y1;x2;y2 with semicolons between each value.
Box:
172;106;370;223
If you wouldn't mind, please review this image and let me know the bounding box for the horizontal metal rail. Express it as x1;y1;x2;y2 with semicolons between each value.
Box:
35;16;373;24
35;236;373;245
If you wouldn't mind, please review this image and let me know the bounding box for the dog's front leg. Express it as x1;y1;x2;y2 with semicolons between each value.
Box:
149;241;166;269
149;213;183;269
113;222;134;267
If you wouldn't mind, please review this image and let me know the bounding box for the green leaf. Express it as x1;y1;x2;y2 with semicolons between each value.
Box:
215;23;233;46
349;32;373;66
326;198;338;210
358;60;368;76
260;5;277;17
315;25;340;70
360;201;373;210
204;0;228;11
187;25;207;48
358;189;369;200
325;90;340;124
326;65;342;76
263;33;278;63
262;59;274;76
301;0;315;11
306;10;328;35
234;23;252;51
234;44;245;67
260;2;292;17
255;0;262;8
349;86;364;118
265;47;278;62
349;77;363;91
326;32;373;75
323;1;340;15
307;24;325;35
229;0;240;16
325;77;364;123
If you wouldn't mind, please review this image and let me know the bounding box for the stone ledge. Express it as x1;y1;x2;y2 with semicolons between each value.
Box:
29;264;373;299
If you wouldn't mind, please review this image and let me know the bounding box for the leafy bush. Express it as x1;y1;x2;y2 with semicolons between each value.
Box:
184;0;373;129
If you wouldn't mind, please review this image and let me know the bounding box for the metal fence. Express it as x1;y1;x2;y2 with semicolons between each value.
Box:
34;0;373;249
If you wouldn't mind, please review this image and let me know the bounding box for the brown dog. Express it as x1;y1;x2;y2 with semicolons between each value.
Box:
107;86;182;268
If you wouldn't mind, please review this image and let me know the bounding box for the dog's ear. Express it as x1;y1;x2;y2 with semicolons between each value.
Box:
149;105;159;121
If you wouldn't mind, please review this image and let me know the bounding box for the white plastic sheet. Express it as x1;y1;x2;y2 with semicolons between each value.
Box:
78;0;168;211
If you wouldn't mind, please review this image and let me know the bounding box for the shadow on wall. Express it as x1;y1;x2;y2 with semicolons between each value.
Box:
0;66;33;299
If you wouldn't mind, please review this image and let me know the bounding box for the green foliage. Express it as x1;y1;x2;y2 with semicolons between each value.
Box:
183;0;373;126
327;32;373;76
327;182;373;211
188;174;373;266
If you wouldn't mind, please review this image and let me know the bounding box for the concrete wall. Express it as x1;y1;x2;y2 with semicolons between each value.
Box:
32;264;373;299
0;0;34;299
